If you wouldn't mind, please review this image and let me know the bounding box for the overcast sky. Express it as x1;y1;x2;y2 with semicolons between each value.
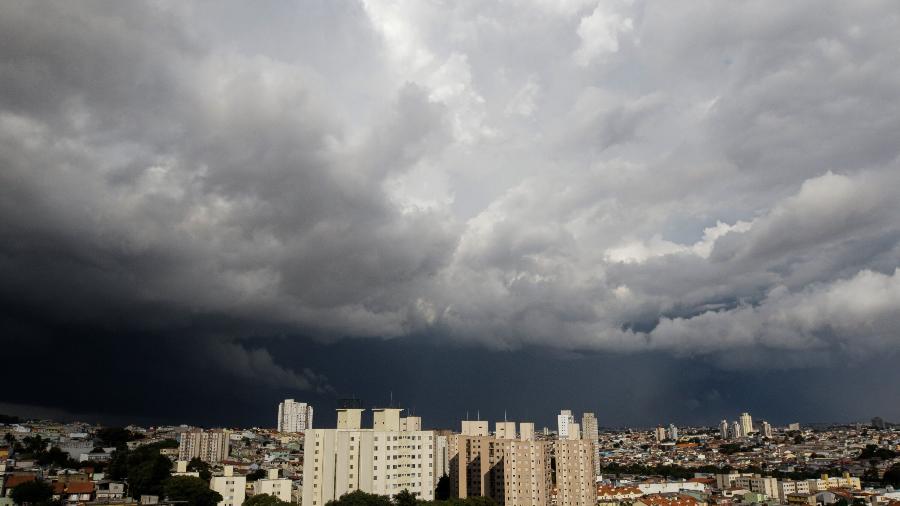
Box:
2;1;899;429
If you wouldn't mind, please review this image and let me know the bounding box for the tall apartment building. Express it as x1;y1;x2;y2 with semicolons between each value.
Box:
719;420;729;440
761;421;773;438
448;420;551;506
301;408;435;506
667;424;678;441
277;399;314;432
654;427;666;442
731;421;743;439
581;413;599;477
210;465;246;506
557;410;575;439
739;412;754;435
554;429;596;506
178;429;231;463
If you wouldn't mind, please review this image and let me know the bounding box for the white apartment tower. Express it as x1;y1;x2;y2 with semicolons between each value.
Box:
740;412;753;435
277;399;314;432
557;410;575;438
667;424;678;441
719;420;729;440
732;420;743;439
761;421;773;438
302;408;435;506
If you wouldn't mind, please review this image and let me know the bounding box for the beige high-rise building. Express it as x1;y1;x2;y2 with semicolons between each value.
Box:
178;429;230;463
557;410;575;438
301;408;436;506
580;413;599;477
252;468;292;503
553;433;596;506
448;421;551;506
740;412;754;435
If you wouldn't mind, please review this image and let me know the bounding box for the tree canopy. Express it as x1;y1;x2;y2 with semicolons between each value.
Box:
11;481;53;506
108;444;173;498
164;476;223;506
244;494;293;506
187;457;213;481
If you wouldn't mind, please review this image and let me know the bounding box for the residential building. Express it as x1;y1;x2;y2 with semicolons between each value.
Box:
654;427;666;442
581;412;600;477
301;408;436;506
739;413;753;435
210;465;246;506
761;421;773;438
252;469;292;503
558;410;575;439
719;420;729;440
277;399;314;432
667;424;678;441
448;421;552;506
731;421;743;439
554;431;597;506
178;429;231;463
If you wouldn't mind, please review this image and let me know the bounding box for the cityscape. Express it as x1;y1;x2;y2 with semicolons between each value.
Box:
2;2;900;506
2;404;899;506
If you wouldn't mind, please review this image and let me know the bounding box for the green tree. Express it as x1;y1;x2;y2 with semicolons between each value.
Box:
10;481;53;506
326;490;392;506
188;457;213;481
245;468;267;482
393;490;418;506
164;477;223;506
107;445;173;498
36;446;79;468
434;475;450;501
244;494;293;506
884;463;900;488
96;427;140;449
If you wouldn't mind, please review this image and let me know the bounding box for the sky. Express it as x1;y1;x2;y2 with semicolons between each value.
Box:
1;1;899;430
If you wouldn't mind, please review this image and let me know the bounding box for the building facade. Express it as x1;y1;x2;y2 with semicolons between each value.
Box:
210;465;246;506
557;410;575;439
554;433;596;506
178;429;231;463
581;413;599;477
277;399;314;432
301;408;435;506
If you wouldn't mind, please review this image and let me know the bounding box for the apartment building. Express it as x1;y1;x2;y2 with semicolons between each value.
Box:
277;399;314;432
448;420;552;506
210;465;246;506
581;413;600;477
554;428;596;506
301;408;436;506
739;413;754;436
178;429;231;463
557;411;575;439
252;468;292;502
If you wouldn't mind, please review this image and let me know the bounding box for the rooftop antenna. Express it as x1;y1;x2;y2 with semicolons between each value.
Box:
466;410;469;421
477;409;480;420
504;410;507;422
390;391;393;408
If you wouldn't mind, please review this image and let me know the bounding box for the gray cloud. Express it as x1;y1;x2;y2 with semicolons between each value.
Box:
1;0;899;377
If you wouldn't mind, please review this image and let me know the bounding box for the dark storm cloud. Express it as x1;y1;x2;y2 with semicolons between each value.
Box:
1;0;900;424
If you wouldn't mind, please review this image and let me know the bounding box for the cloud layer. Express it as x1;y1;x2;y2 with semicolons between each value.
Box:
2;0;899;383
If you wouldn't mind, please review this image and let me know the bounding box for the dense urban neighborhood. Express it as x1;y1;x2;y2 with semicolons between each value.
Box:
2;407;899;506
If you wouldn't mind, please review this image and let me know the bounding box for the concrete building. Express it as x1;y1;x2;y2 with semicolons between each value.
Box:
719;420;729;440
178;429;230;463
210;465;246;506
731;421;743;439
301;408;436;506
654;427;666;442
581;413;600;477
448;421;552;506
252;468;292;503
761;421;773;438
277;399;314;432
557;410;575;439
172;461;200;477
739;412;753;435
554;431;596;506
667;424;678;441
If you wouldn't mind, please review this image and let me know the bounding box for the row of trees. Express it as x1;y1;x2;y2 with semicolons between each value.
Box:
326;490;497;506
